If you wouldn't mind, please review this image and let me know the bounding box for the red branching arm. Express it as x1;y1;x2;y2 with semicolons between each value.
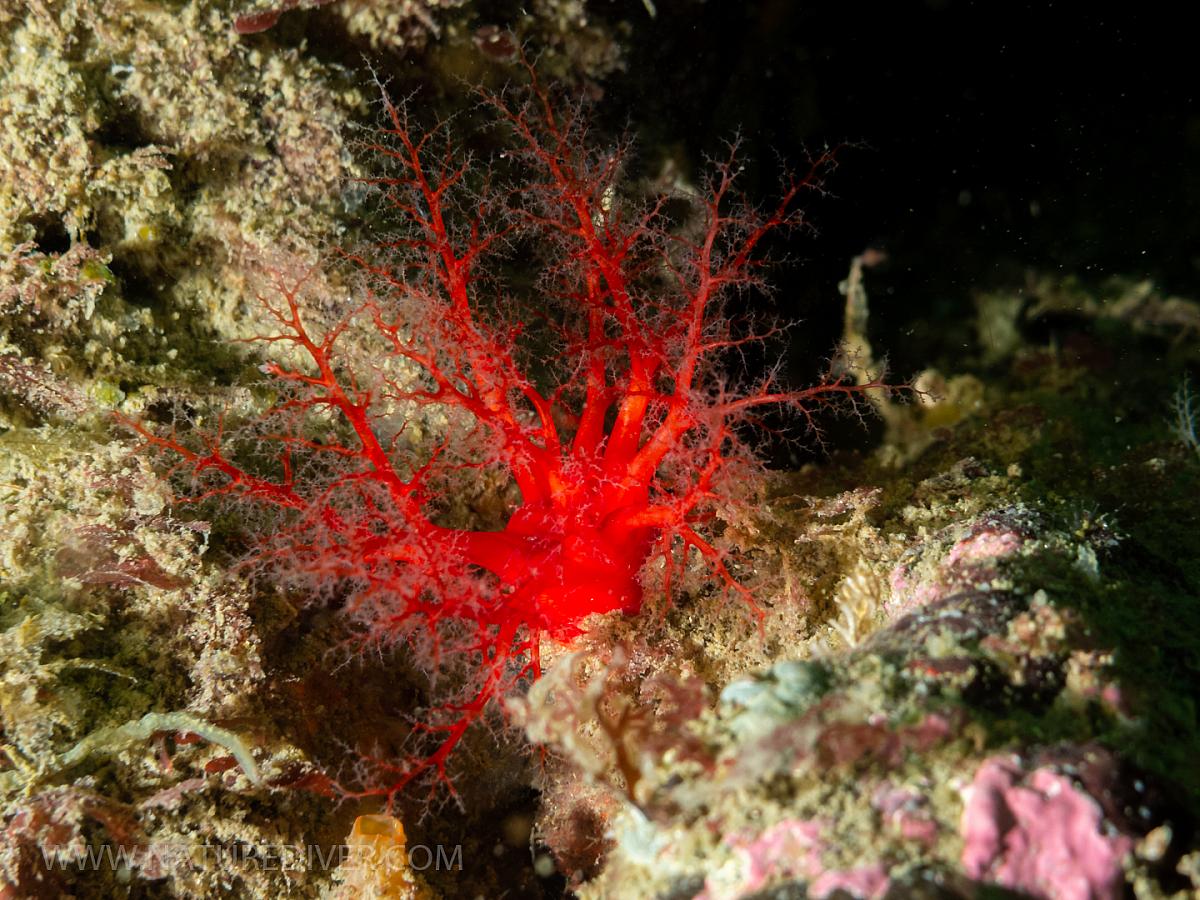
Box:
486;65;670;477
120;412;307;511
622;149;840;489
351;95;574;504
344;616;539;804
245;279;413;503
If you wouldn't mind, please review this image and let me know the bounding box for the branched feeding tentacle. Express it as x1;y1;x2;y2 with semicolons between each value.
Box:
131;66;908;802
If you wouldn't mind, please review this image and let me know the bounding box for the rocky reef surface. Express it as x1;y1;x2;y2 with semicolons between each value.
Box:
2;3;1198;899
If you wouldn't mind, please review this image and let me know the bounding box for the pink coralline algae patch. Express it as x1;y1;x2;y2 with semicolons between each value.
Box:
872;782;939;848
960;754;1133;900
703;819;890;900
721;819;823;896
815;711;954;769
943;529;1022;570
887;518;1028;618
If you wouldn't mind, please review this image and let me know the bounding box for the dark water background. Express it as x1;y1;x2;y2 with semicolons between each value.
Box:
605;1;1197;375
